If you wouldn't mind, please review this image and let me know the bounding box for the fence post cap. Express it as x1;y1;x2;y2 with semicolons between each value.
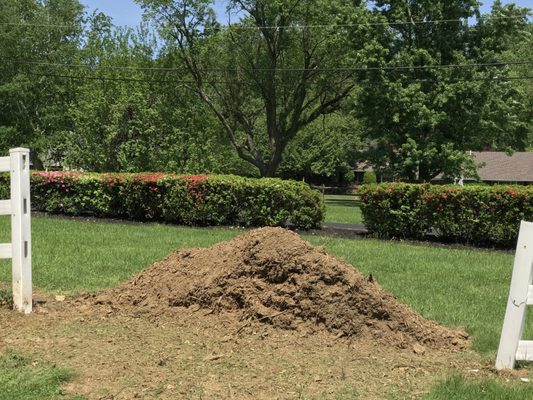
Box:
9;148;30;154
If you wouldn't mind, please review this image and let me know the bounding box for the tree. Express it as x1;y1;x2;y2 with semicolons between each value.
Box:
137;0;377;177
493;3;533;148
0;0;84;166
356;0;531;182
44;11;245;174
279;111;363;184
57;13;170;172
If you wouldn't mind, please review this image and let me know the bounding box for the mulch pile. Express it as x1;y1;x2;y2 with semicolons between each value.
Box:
89;227;468;350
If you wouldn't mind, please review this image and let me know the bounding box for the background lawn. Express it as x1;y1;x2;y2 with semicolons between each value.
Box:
1;215;532;398
323;194;363;225
0;215;241;294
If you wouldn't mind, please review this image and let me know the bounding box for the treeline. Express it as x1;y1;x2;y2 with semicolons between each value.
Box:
1;0;532;183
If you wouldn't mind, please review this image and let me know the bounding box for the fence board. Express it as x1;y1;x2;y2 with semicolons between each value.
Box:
0;243;12;259
0;156;9;172
516;340;533;361
0;200;11;215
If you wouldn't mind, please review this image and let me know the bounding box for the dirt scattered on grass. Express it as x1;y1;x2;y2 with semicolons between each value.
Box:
0;305;481;400
1;228;483;399
88;227;468;350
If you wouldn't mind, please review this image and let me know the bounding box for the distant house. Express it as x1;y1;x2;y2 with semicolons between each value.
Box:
354;151;533;185
354;161;372;183
468;151;533;185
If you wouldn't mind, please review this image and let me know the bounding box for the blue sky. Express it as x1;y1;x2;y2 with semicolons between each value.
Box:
81;0;232;27
80;0;532;28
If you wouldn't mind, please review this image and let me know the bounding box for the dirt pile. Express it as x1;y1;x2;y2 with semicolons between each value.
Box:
92;227;468;350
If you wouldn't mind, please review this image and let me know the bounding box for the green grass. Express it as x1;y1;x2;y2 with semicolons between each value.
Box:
0;350;83;400
323;194;363;225
0;215;240;294
424;375;533;399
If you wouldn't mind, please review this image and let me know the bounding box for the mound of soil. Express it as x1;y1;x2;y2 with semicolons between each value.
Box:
92;227;468;350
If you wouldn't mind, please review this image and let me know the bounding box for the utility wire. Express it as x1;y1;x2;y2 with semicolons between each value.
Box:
4;59;533;73
20;71;186;84
0;22;75;28
0;14;528;30
225;15;531;30
16;70;533;85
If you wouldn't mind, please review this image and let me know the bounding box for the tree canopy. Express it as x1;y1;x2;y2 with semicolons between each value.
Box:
357;0;532;181
137;0;380;177
0;0;531;182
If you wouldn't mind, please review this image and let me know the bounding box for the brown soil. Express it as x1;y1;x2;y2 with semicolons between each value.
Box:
86;227;468;350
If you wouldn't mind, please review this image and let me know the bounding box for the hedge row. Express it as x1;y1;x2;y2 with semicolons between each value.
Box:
359;183;533;246
0;172;324;229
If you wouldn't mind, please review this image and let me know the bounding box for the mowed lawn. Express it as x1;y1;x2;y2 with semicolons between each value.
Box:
323;194;363;225
1;215;532;399
0;215;242;294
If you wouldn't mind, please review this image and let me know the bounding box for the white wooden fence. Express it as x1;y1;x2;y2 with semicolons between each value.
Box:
496;221;533;369
0;148;32;314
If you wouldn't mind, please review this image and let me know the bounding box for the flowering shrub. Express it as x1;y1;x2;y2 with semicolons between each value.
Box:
2;172;323;229
359;183;533;246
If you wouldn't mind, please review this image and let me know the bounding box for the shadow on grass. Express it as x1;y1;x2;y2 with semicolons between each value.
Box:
325;198;362;207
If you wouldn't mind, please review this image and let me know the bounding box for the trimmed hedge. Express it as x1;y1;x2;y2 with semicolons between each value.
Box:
0;172;324;229
359;183;533;246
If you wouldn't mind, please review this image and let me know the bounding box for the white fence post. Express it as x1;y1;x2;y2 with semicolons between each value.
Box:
495;221;533;369
9;148;32;314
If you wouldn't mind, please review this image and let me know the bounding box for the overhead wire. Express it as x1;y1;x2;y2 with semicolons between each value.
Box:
14;70;533;86
2;12;531;84
0;22;76;28
3;59;533;73
224;15;531;30
0;14;529;30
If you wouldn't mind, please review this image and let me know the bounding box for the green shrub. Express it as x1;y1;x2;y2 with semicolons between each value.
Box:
20;172;324;229
362;171;377;184
0;174;9;199
359;183;533;246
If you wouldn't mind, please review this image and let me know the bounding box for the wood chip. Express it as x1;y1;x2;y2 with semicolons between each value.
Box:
412;343;426;355
203;354;223;362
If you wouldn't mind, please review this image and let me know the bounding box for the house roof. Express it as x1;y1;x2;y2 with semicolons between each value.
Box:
472;151;533;182
354;161;372;172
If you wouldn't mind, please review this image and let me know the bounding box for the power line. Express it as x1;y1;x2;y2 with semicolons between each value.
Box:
16;70;533;86
18;71;251;85
0;22;75;28
398;75;533;84
5;60;188;72
4;59;533;73
225;15;531;30
0;14;528;30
